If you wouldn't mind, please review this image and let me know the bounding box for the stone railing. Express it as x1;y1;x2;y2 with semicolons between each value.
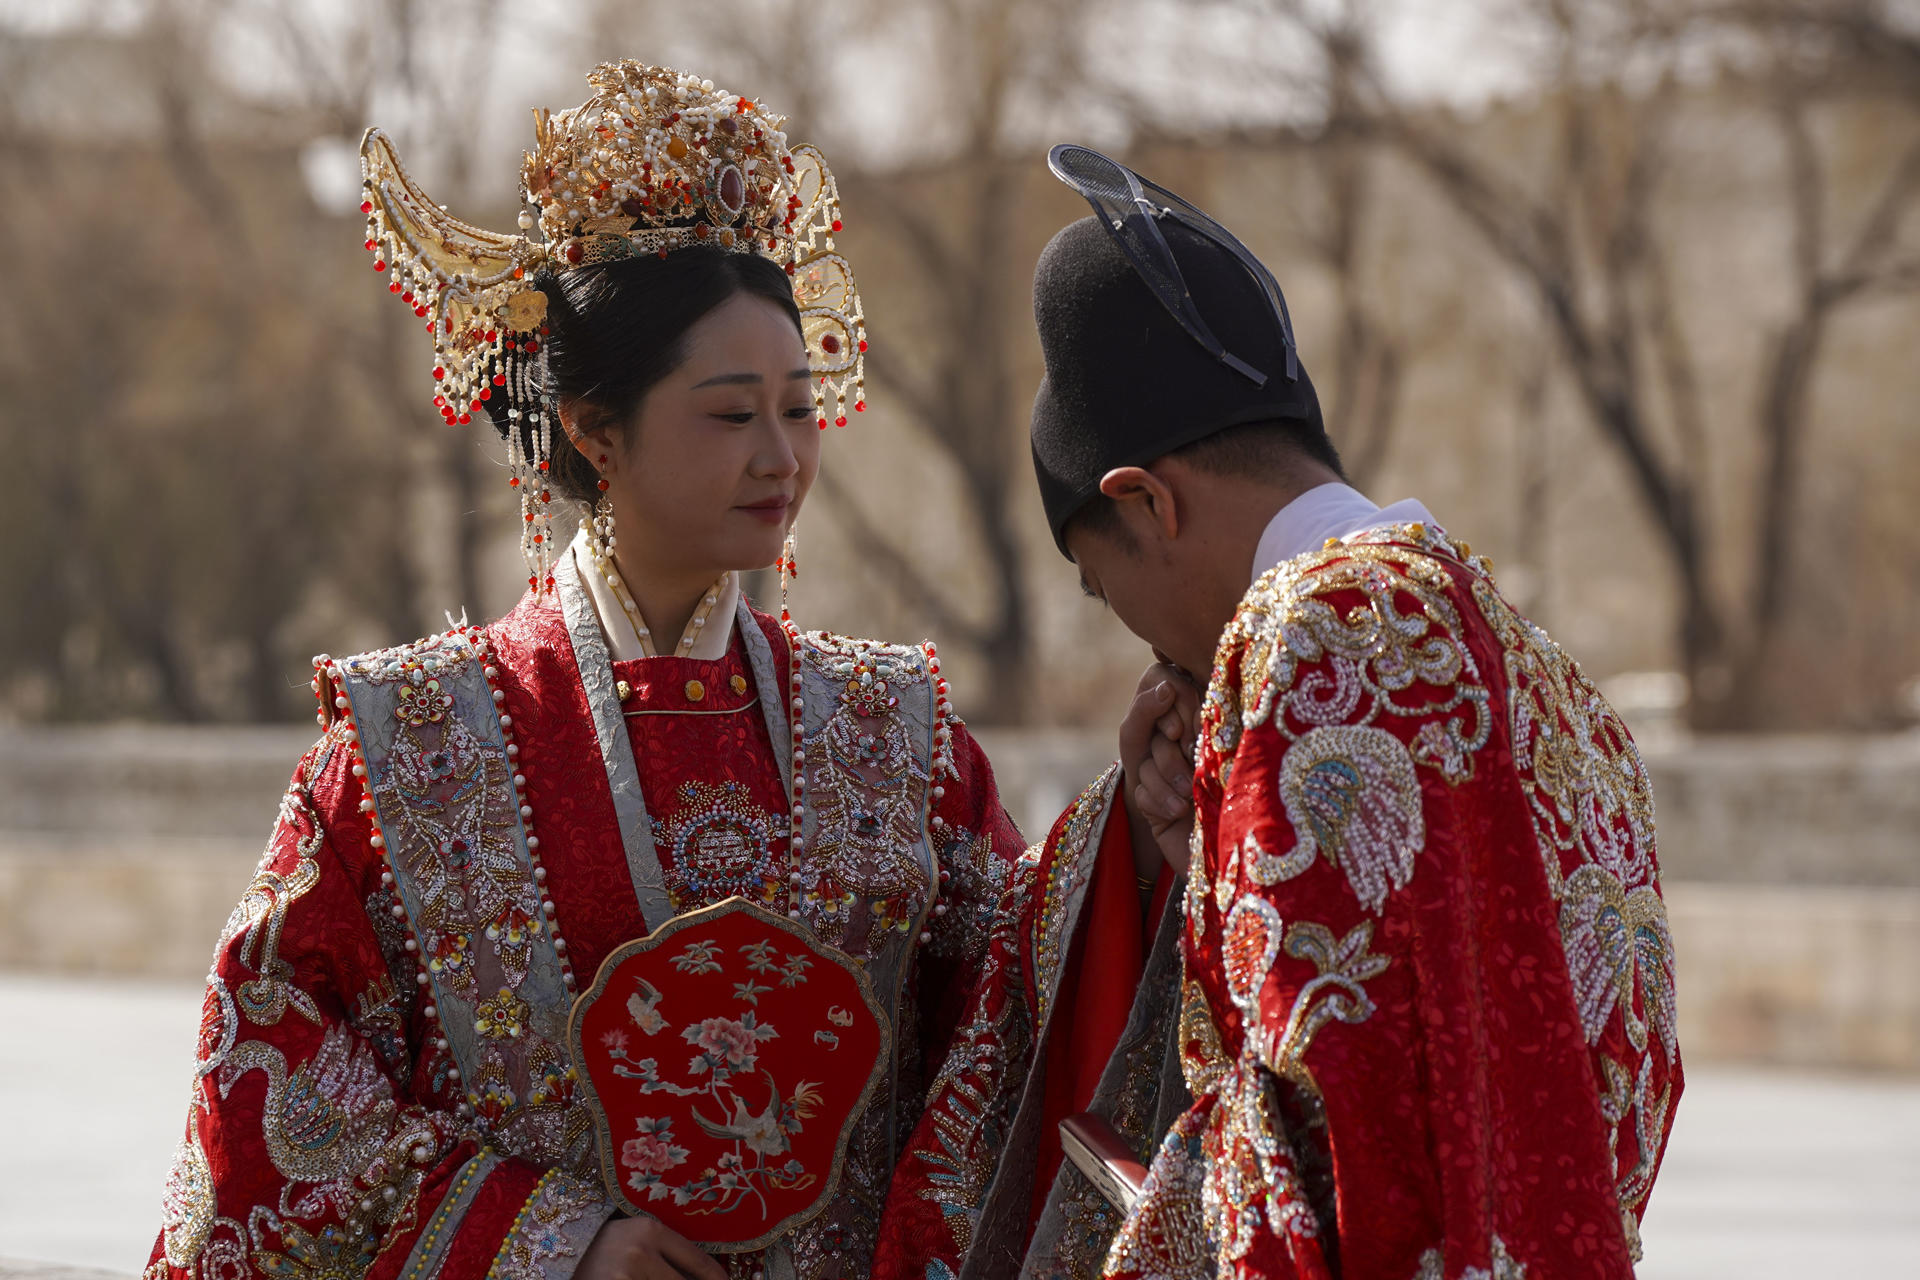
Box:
2;725;1916;1070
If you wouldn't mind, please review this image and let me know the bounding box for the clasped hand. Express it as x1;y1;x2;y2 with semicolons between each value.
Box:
1119;659;1201;877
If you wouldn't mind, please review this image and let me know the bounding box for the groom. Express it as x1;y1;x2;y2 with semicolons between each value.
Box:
1021;148;1683;1279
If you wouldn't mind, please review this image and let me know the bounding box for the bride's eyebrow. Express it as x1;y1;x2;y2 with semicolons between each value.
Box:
691;368;812;389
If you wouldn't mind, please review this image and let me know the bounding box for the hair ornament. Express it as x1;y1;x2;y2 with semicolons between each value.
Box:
358;61;868;591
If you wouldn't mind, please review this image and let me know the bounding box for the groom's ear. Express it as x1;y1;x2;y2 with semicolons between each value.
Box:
1097;465;1182;545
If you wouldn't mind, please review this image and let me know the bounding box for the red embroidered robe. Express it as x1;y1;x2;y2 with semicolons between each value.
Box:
1104;523;1682;1280
148;580;1028;1280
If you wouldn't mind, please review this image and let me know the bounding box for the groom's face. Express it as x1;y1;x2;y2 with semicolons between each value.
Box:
1066;519;1222;682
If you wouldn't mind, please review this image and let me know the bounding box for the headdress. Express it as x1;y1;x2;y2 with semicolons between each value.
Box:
358;61;868;591
1030;145;1319;556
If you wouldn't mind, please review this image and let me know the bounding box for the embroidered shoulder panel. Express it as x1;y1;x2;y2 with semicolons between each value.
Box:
791;630;946;963
326;630;593;1173
1202;523;1493;787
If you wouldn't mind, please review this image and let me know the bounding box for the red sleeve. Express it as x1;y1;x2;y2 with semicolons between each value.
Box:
148;732;611;1280
915;718;1029;1067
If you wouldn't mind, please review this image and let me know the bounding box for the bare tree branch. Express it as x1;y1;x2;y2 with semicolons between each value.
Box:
811;466;990;650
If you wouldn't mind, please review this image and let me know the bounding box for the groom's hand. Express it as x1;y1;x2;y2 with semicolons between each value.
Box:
1120;662;1200;877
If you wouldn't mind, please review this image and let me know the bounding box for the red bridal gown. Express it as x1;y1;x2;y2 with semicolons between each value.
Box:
147;547;1048;1280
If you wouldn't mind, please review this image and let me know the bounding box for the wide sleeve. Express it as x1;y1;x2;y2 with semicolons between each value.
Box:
148;730;613;1280
913;719;1029;1060
1108;561;1674;1280
872;764;1131;1280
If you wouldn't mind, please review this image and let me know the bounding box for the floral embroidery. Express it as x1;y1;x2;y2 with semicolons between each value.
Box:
1472;573;1677;1218
1411;1235;1527;1280
685;1013;778;1077
1211;538;1493;786
392;670;454;725
1274;724;1425;912
474;987;531;1039
672;940;724;974
1559;865;1678;1058
798;635;936;941
1261;920;1392;1083
622;1115;693;1198
1221;897;1284;1025
491;1171;610;1280
250;1221;377;1280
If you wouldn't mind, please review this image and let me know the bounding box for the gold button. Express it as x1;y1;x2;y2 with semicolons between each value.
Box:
684;679;706;702
730;674;749;696
616;679;632;701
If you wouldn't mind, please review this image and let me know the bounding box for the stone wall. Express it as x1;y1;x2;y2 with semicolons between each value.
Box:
2;725;1915;1070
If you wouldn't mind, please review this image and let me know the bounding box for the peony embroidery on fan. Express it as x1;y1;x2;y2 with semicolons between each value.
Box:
569;897;889;1250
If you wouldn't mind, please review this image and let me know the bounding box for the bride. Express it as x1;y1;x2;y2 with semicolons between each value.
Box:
147;61;1088;1280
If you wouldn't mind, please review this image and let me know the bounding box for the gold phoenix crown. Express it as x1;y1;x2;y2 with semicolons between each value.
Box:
358;60;869;591
360;60;867;427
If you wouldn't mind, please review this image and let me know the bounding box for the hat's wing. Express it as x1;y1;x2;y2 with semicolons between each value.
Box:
1047;143;1295;384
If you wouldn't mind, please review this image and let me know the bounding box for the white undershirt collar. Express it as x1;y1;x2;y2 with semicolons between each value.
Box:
568;526;741;662
1252;482;1437;583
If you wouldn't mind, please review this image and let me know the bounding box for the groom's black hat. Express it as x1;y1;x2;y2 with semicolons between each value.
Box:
1030;145;1323;556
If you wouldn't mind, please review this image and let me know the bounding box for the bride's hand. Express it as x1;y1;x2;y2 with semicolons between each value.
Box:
576;1215;726;1280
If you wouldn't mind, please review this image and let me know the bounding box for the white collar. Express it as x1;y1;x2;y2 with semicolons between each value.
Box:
568;527;741;662
1252;482;1437;582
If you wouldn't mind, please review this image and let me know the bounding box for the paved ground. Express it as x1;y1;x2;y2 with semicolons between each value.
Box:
3;975;1918;1275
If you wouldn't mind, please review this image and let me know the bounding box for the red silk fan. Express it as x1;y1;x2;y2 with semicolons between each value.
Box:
568;897;889;1249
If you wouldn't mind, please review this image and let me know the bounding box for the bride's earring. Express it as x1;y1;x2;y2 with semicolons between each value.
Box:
588;456;616;560
778;530;798;620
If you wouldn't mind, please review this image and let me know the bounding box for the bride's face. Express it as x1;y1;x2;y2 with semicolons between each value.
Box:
603;291;820;581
